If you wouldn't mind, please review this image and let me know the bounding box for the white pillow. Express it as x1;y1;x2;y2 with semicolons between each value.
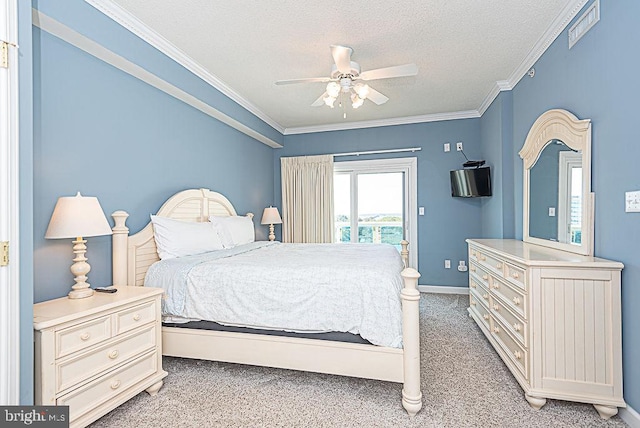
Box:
150;215;224;259
208;215;255;248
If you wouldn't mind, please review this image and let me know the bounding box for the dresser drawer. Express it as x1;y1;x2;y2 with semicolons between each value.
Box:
491;276;527;320
490;296;527;347
115;301;156;335
470;263;491;290
491;318;528;380
478;251;505;278
57;324;156;392
469;289;491;331
58;350;158;422
505;262;526;291
56;315;111;358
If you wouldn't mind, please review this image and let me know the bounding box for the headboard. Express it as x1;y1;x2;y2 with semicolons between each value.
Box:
111;188;251;286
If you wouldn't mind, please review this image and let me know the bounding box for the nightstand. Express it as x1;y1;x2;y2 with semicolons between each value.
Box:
34;286;168;428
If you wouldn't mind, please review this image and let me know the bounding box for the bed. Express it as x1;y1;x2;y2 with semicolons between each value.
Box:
111;188;422;416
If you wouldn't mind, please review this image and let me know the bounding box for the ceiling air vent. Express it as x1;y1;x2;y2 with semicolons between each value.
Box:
568;0;600;49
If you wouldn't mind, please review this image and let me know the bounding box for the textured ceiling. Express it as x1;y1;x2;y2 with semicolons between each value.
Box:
108;0;579;132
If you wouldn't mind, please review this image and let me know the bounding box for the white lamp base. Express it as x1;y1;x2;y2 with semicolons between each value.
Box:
268;224;275;241
68;237;94;299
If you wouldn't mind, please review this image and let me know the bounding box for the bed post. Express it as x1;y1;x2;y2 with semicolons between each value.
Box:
112;210;129;286
400;240;409;268
400;266;422;416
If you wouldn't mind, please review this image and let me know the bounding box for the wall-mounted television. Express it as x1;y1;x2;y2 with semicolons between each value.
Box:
450;167;492;198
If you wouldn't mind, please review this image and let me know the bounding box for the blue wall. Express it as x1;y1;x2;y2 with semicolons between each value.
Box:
278;119;484;287
31;1;279;303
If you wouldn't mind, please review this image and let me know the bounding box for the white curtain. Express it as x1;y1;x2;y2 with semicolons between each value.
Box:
281;155;334;243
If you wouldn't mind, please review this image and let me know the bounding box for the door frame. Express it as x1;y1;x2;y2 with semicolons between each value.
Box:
334;157;418;268
0;0;21;404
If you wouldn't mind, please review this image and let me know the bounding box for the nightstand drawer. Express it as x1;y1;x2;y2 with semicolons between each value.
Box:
57;324;156;392
58;350;158;422
56;315;111;358
115;300;156;335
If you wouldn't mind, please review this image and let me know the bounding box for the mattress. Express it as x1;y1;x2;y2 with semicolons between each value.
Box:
145;241;405;348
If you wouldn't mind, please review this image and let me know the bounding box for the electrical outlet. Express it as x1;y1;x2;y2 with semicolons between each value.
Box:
458;260;468;272
456;142;463;151
548;207;556;217
626;190;640;212
444;259;451;269
444;143;450;152
419;207;424;216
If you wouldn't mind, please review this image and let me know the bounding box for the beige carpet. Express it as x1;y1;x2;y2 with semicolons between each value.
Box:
89;294;628;427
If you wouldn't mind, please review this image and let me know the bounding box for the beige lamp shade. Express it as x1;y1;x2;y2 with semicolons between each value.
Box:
261;207;282;225
45;192;113;239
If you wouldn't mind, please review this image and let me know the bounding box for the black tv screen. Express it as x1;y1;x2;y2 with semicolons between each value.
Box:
450;167;492;197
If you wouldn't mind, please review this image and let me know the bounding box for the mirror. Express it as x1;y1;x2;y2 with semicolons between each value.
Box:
520;109;594;256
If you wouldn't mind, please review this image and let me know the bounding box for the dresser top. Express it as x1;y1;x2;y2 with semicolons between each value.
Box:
34;286;164;330
466;239;624;269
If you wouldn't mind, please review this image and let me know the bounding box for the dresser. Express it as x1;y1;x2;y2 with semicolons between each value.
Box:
466;239;625;419
34;286;168;428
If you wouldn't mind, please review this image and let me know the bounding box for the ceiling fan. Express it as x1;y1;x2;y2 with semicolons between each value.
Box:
275;45;418;113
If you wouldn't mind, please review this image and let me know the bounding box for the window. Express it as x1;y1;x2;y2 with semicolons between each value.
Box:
334;158;417;267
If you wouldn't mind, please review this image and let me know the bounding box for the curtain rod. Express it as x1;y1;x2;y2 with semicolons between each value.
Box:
332;147;422;157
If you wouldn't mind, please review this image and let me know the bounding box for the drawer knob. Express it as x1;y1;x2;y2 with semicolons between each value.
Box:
482;293;489;300
110;380;121;390
471;283;477;288
493;326;500;334
80;332;91;341
480;255;486;261
513;323;522;332
514;350;522;360
496;263;502;269
133;314;141;321
512;297;521;306
493;305;499;311
482;275;488;280
108;350;119;360
470;300;476;306
483;314;489;320
492;284;499;290
470;266;476;272
511;272;520;279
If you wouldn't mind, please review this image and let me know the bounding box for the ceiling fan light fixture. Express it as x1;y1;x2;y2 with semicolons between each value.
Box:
351;93;364;109
326;82;340;98
323;94;336;108
354;83;370;99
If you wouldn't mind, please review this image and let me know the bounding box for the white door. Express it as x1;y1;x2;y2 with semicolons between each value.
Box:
0;0;21;405
334;158;418;268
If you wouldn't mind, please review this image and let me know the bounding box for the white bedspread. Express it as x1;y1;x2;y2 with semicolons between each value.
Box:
144;241;405;348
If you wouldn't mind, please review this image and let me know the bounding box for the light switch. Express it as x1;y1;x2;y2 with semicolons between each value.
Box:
444;143;450;152
626;190;640;212
419;207;425;215
548;207;556;217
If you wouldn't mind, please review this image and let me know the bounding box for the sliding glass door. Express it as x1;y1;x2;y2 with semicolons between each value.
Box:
334;158;417;266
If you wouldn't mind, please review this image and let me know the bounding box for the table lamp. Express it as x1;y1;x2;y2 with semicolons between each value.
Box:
45;192;113;299
261;206;282;241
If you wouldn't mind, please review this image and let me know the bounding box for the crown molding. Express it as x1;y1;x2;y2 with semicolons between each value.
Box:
283;110;481;135
84;0;285;135
85;0;588;136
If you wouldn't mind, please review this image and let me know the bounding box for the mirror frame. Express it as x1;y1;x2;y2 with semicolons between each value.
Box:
519;109;594;256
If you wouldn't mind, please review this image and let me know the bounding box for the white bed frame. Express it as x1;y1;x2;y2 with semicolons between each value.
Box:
111;188;423;416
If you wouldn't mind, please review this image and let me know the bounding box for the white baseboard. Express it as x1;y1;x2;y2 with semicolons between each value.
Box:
418;285;469;295
621;404;640;428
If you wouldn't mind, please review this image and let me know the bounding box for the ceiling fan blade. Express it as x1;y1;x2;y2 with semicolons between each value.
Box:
311;92;327;107
331;45;353;74
366;87;389;105
275;77;332;85
359;63;418;81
